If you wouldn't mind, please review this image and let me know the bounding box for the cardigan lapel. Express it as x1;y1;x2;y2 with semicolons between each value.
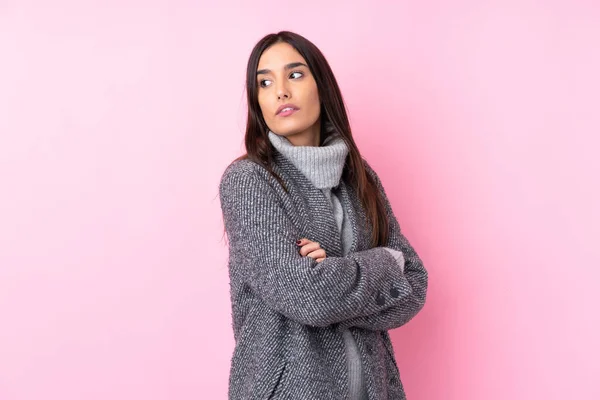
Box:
272;150;344;257
336;177;372;253
271;149;374;257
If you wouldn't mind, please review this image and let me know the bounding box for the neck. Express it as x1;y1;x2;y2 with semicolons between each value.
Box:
267;125;349;190
276;121;321;147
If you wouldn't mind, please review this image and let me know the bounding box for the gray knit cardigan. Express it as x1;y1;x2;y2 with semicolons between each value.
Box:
219;149;428;399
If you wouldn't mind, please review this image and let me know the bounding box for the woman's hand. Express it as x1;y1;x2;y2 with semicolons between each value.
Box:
296;238;327;263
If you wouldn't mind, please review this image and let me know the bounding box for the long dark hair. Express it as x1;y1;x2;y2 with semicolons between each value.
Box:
232;30;389;247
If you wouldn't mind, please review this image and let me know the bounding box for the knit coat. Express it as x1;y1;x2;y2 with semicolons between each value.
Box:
267;129;406;400
219;134;428;399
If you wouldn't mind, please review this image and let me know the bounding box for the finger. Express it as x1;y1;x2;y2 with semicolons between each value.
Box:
316;258;325;263
296;238;309;246
307;249;326;259
300;242;321;257
297;238;320;247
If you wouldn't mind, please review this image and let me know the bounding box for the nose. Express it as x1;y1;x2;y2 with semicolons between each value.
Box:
276;83;290;100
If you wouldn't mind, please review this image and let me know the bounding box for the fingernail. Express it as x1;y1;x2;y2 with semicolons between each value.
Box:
296;240;301;245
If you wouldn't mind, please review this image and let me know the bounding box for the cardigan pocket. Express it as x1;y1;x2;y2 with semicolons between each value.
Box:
381;332;403;390
267;359;288;400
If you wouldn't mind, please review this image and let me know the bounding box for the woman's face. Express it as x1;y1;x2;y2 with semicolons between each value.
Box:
256;42;321;146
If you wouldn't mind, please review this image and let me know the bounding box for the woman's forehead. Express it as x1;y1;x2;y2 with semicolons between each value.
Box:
258;43;306;70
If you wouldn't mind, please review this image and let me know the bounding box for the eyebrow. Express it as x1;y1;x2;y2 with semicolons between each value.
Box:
256;62;308;76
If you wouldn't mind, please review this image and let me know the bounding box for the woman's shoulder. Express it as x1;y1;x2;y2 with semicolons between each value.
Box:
219;157;287;217
219;157;276;192
222;157;258;175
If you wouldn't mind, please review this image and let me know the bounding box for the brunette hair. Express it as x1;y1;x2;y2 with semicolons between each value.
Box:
232;30;389;247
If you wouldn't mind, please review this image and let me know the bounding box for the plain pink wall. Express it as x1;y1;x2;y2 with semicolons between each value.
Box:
1;1;598;399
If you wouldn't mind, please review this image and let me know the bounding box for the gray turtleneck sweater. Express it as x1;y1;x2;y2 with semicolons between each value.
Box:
268;128;405;400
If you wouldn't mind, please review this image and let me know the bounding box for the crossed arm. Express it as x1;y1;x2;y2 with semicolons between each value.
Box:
334;160;428;331
219;160;428;330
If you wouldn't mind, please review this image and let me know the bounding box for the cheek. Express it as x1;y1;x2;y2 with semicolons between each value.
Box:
257;95;272;120
307;88;321;117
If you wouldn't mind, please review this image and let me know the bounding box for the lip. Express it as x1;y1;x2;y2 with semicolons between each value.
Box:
276;103;300;115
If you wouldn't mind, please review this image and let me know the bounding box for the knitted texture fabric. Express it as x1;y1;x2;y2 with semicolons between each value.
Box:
268;129;406;400
267;129;348;190
219;141;428;399
268;129;367;399
267;129;405;266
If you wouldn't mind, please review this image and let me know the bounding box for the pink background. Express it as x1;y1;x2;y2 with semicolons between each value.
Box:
1;1;599;399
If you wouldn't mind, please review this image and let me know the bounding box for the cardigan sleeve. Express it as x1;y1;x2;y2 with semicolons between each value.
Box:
337;160;428;331
382;247;405;273
219;162;418;328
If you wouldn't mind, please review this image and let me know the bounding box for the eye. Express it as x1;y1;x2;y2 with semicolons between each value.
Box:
259;79;272;88
258;71;304;88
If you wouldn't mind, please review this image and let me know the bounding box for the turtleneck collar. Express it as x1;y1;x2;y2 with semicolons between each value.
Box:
267;124;349;190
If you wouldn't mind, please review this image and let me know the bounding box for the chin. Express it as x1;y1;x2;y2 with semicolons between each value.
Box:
271;126;304;137
276;121;317;136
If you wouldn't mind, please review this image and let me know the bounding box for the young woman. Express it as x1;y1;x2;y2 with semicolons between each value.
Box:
219;31;428;400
